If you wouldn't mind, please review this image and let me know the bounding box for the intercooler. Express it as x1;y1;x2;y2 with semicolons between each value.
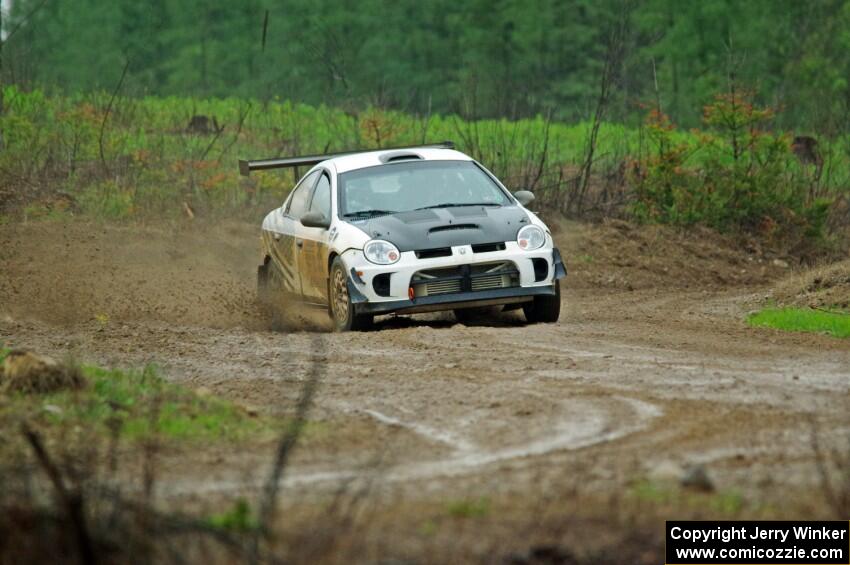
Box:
410;262;519;297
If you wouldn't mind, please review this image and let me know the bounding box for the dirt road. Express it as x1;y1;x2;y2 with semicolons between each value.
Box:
2;219;849;505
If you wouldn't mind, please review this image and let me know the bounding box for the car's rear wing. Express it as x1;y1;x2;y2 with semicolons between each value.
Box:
238;141;455;176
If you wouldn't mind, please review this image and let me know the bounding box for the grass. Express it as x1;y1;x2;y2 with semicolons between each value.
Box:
0;356;273;443
629;479;745;515
748;307;850;338
446;497;491;519
205;498;259;532
4;84;848;235
1;85;639;222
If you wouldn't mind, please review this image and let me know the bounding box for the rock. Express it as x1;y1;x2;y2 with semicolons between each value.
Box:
772;259;789;268
186;115;222;135
681;464;715;492
503;544;578;565
1;351;86;394
648;460;685;483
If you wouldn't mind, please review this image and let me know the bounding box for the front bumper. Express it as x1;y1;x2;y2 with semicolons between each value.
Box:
341;244;567;316
350;284;557;315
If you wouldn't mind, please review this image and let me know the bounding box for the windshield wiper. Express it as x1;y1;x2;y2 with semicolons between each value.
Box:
414;202;502;211
342;209;398;219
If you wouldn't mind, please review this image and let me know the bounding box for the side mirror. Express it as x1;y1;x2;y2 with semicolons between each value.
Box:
300;211;330;229
513;190;535;206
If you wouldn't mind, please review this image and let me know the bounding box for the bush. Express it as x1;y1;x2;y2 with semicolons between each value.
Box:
629;91;839;246
1;85;845;250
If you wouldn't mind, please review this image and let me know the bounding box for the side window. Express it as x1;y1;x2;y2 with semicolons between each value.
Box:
286;170;320;218
309;173;331;220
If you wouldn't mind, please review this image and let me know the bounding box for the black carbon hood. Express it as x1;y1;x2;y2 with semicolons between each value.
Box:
346;205;531;252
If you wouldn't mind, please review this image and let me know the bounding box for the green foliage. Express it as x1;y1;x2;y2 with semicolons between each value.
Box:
629;93;835;243
446;497;491;518
748;307;850;338
84;364;265;440
1;85;846;248
205;498;259;532
629;479;745;515
1;361;272;442
7;0;850;132
0;85;645;220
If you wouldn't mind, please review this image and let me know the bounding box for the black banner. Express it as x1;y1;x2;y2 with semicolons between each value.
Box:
666;521;849;564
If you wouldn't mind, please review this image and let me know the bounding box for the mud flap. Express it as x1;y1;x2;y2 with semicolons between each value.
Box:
347;276;369;306
552;247;567;280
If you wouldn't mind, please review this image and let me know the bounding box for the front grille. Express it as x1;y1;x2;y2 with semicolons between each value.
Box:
410;262;518;298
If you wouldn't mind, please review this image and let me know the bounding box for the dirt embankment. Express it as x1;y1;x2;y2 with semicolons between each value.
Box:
549;216;790;291
769;258;850;309
0;220;259;328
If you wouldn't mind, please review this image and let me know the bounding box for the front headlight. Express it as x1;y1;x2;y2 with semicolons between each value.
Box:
364;239;400;264
517;225;546;251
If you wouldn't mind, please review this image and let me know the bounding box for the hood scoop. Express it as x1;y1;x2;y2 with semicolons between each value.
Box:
429;223;479;233
353;204;529;252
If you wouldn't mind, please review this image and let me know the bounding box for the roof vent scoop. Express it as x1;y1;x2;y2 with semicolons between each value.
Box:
380;151;424;164
238;140;453;175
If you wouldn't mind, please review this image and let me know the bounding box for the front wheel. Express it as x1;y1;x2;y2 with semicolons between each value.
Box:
522;282;561;324
329;258;373;331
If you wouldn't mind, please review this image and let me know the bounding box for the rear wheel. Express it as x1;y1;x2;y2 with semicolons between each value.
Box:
257;261;270;300
522;282;561;324
258;259;284;330
329;258;373;331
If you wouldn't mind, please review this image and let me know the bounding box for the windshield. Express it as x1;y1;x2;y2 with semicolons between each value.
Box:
338;160;510;217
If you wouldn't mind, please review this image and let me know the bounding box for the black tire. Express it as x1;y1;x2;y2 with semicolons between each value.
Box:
257;261;270;302
258;259;287;330
328;257;373;331
522;282;561;324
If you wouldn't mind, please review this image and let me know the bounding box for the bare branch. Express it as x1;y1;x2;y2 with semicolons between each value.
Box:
22;423;98;565
2;0;49;44
98;60;130;176
251;334;324;562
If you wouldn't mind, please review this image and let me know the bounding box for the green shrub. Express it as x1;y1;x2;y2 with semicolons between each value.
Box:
629;92;839;244
1;85;845;248
0;362;272;443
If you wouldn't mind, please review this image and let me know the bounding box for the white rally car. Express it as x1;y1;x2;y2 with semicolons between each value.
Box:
240;142;566;331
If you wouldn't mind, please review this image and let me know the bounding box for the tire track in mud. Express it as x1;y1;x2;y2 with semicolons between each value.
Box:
163;394;663;496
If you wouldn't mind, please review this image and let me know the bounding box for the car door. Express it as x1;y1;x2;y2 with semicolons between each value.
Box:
271;170;320;296
294;170;332;304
